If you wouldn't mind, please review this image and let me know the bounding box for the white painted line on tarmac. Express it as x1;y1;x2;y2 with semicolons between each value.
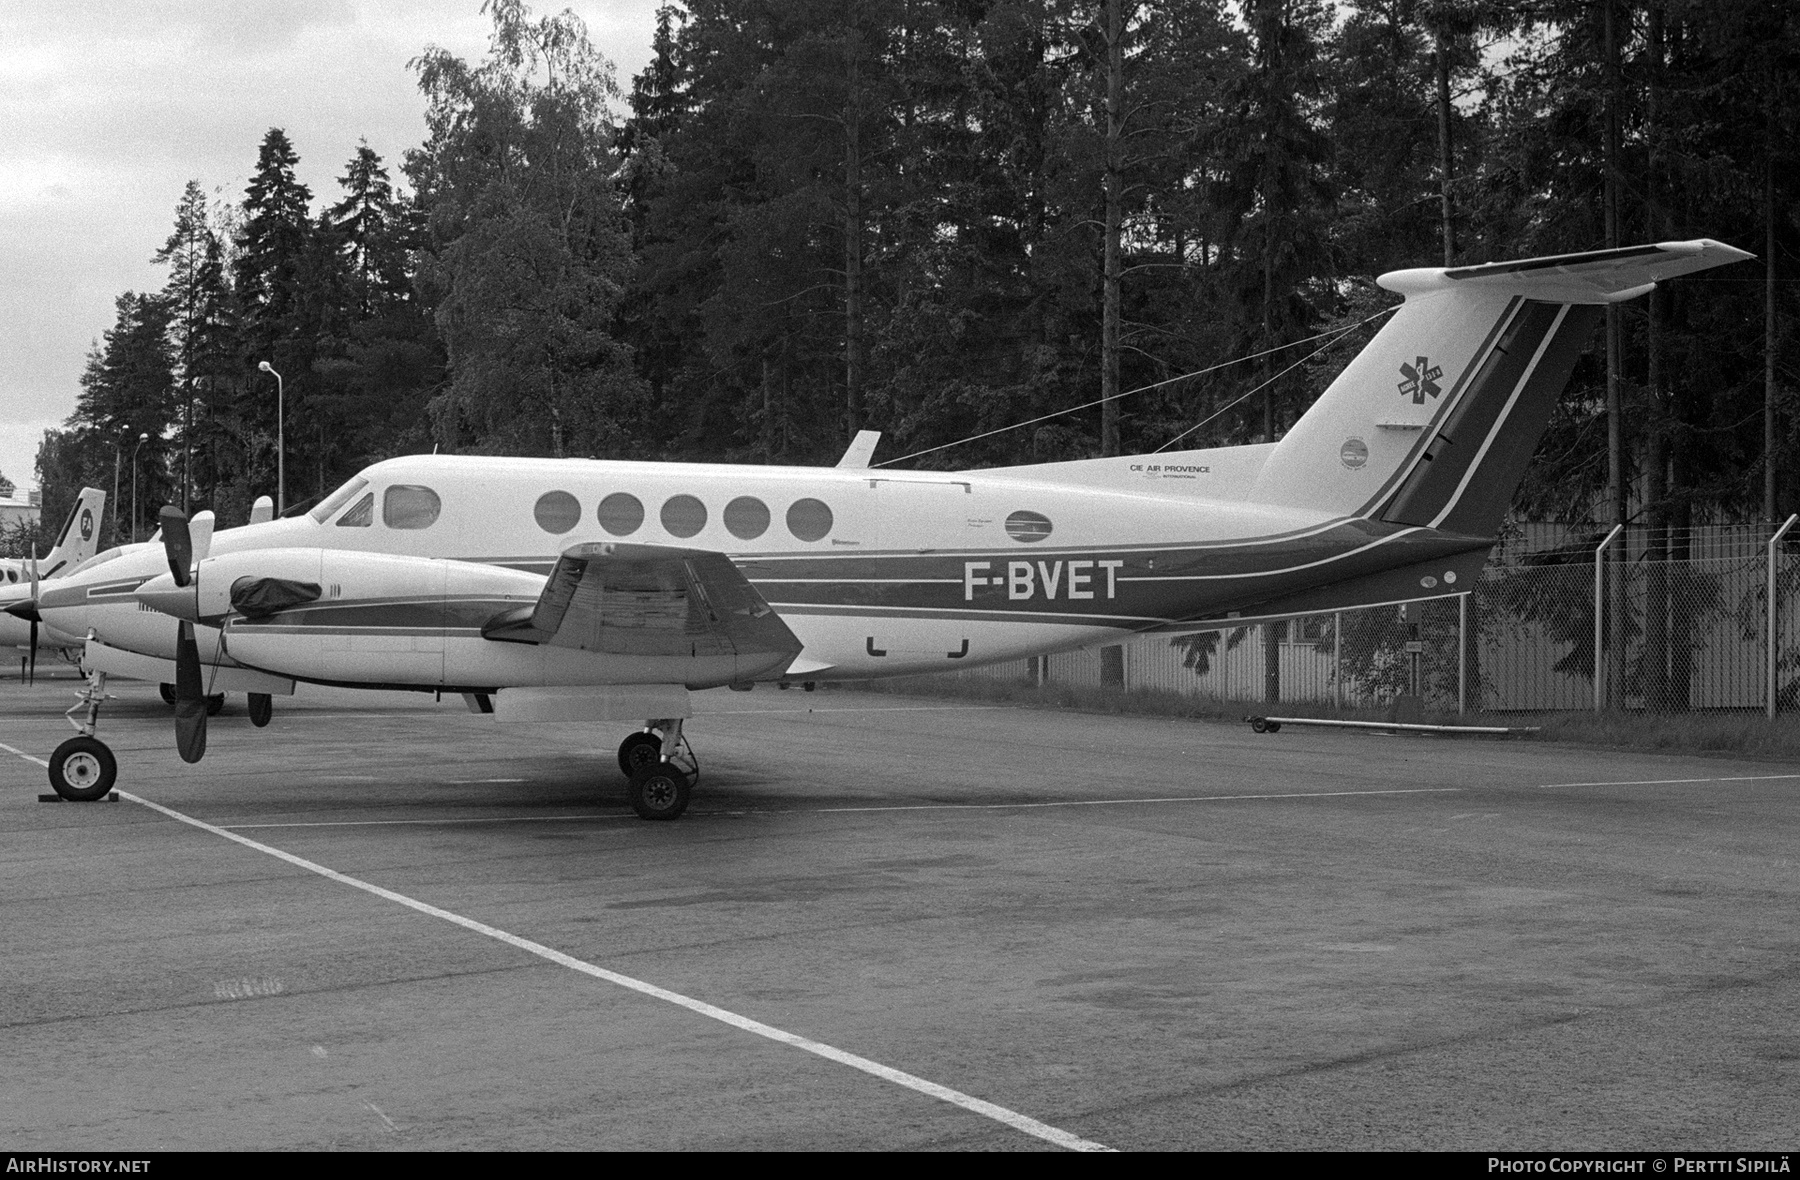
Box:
759;787;1465;815
85;779;1110;1152
446;778;528;784
1535;773;1800;789
0;741;45;765
697;705;1011;714
220;814;631;830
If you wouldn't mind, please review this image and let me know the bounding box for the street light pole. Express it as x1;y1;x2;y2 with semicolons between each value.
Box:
258;361;285;515
130;432;149;543
111;441;122;546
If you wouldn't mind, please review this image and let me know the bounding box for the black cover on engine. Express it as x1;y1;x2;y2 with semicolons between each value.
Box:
230;577;322;618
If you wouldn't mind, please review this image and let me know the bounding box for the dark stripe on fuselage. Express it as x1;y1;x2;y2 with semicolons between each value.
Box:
1428;303;1602;535
751;522;1488;624
1351;296;1526;520
229;596;511;632
1376;299;1561;527
217;523;1488;636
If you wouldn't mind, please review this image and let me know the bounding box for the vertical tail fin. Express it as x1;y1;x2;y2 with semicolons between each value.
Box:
39;487;106;577
1247;240;1751;534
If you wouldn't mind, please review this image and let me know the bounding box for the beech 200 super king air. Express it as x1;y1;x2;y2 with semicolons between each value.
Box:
0;487;106;676
7;241;1751;816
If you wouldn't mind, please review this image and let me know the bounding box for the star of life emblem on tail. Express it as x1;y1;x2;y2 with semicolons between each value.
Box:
1398;356;1443;404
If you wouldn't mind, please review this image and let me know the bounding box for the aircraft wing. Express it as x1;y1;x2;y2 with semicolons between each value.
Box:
479;541;803;664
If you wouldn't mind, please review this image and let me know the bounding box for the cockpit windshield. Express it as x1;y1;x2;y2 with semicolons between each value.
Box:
310;476;370;524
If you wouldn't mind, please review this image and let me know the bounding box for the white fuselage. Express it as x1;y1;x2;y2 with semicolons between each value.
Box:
36;450;1423;689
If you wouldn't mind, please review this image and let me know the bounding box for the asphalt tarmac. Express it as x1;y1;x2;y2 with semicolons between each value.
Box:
1;673;1797;1151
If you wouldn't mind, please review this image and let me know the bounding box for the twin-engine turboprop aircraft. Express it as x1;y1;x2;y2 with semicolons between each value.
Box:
9;240;1751;817
0;487;106;676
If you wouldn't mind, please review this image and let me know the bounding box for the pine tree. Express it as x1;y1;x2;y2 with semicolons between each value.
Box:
236;129;314;344
65;293;179;540
327;142;412;319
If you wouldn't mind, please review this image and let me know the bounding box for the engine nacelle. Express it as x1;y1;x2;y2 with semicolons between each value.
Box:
174;549;543;689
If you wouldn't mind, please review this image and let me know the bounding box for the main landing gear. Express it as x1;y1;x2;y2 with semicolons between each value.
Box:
618;718;698;821
48;669;118;801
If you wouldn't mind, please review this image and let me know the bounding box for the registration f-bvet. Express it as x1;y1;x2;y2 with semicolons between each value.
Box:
7;241;1750;817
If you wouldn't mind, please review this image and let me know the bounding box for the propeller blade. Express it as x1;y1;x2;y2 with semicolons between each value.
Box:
190;510;215;565
173;619;207;763
160;506;192;587
27;548;38;688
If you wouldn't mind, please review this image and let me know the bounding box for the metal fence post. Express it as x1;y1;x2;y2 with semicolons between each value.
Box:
1458;592;1468;715
1333;610;1342;708
1768;515;1797;718
1594;524;1623;712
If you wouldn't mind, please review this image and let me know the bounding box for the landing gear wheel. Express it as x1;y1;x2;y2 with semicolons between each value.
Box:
48;736;116;801
618;730;662;776
1266;720;1281;733
1250;717;1269;733
248;693;272;728
206;694;225;716
627;761;691;821
158;683;176;705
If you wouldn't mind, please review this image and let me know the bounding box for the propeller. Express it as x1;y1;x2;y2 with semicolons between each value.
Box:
158;506;215;764
27;545;37;686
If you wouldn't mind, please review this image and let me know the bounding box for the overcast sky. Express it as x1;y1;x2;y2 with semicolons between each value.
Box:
0;0;664;497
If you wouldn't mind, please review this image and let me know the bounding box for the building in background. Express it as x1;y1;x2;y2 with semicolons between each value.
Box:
0;481;42;532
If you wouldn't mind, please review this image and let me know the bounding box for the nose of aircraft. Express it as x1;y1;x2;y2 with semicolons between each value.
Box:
135;572;199;622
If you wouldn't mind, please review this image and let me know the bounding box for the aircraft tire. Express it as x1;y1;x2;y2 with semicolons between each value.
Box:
49;736;116;802
626;761;691;821
248;693;272;728
1250;717;1268;733
158;683;176;705
206;694;225;716
617;731;662;776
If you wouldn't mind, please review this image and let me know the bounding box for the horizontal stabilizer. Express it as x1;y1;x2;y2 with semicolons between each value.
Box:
1380;239;1752;304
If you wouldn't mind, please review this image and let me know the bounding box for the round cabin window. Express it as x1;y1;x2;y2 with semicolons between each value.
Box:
723;496;770;540
534;490;581;534
786;498;833;542
661;494;707;538
597;492;644;536
1004;510;1053;543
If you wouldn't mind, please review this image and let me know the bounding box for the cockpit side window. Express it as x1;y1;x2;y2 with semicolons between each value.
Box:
336;492;375;528
311;476;370;523
382;484;442;530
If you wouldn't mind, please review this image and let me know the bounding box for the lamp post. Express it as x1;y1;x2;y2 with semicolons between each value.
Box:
111;440;122;546
130;432;150;543
258;361;285;515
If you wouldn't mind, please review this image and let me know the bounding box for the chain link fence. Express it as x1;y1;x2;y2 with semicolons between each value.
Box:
953;523;1800;715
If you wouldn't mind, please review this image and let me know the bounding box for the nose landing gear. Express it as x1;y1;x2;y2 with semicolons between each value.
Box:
48;668;117;801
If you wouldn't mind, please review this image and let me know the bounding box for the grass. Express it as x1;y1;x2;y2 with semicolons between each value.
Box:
831;673;1800;761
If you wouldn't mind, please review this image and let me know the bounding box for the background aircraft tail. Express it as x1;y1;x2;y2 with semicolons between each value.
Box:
1246;240;1751;535
39;487;106;578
